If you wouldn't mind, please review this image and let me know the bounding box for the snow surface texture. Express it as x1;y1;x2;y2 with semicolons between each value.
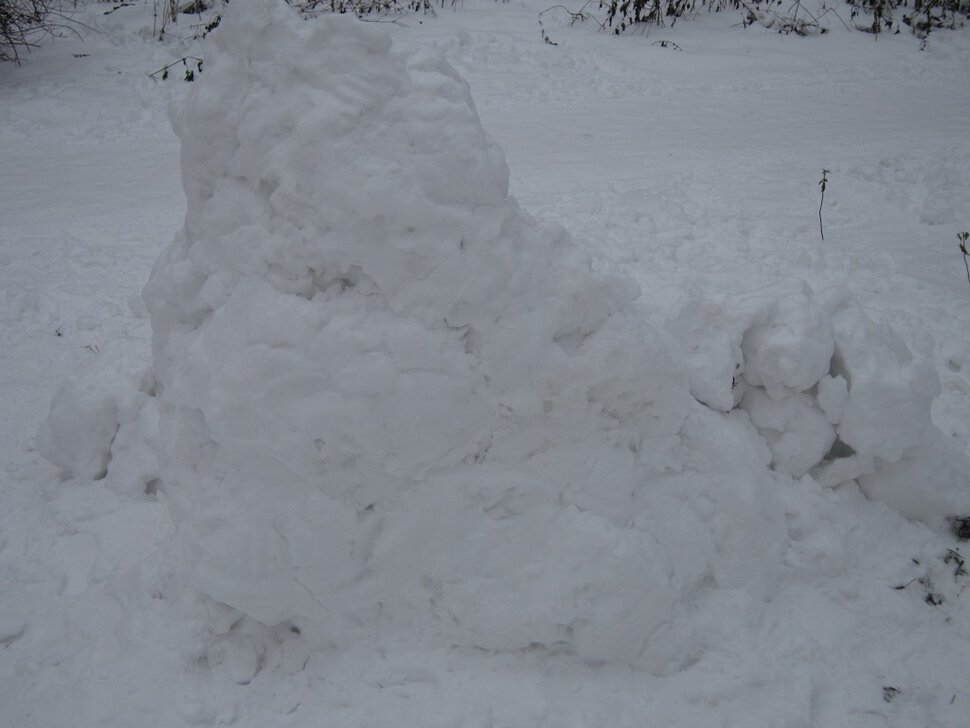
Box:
7;0;970;725
137;0;970;665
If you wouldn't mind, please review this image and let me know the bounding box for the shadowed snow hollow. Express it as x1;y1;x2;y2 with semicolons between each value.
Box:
138;0;968;667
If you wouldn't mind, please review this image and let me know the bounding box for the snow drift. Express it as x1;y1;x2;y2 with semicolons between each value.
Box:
102;0;968;667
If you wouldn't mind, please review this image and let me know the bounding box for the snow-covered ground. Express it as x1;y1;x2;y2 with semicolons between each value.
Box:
2;1;969;726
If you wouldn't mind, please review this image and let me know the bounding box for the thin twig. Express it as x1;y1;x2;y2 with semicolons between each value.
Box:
148;56;204;79
538;1;602;46
824;6;854;32
818;169;829;241
959;233;970;288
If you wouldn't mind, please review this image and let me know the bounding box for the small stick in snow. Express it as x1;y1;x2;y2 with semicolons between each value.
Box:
149;56;204;82
958;232;970;288
537;2;601;47
818;169;830;240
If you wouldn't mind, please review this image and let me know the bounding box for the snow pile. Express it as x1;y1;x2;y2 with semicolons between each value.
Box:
668;280;970;526
140;0;723;664
14;3;970;724
113;0;968;669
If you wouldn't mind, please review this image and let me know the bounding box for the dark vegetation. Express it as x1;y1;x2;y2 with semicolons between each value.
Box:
1;0;81;62
4;0;969;65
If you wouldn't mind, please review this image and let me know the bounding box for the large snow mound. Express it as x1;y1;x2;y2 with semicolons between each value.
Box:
136;0;969;667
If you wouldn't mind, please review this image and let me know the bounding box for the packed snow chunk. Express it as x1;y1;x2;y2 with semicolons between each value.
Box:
38;341;158;491
740;284;834;401
822;293;941;465
740;388;834;478
665;281;832;410
816;374;848;425
146;0;714;663
38;375;118;480
663;294;745;413
858;442;970;527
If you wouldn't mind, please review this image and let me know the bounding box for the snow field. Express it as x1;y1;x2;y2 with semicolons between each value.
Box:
2;1;969;726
